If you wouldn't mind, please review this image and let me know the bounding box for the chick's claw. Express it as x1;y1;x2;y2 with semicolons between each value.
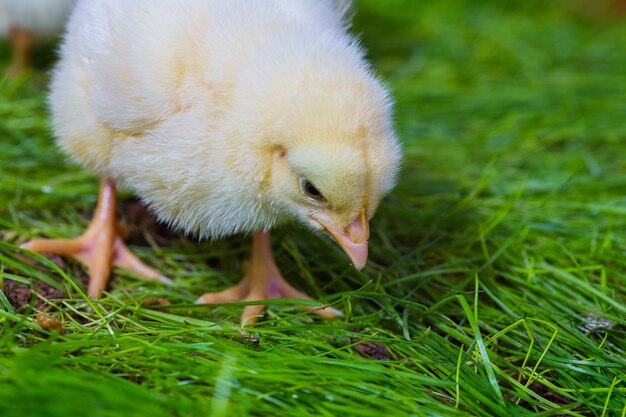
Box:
112;240;173;285
196;231;342;325
195;278;250;304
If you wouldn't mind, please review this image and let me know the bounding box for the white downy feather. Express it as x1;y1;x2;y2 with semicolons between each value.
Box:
51;0;401;239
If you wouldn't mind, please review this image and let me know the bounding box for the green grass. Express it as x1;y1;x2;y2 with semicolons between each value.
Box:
1;0;625;416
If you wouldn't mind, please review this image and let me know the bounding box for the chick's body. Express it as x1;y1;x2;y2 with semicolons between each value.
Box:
53;0;399;237
37;0;401;322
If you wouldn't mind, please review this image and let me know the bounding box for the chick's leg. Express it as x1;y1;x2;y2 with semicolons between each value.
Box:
196;231;342;324
7;26;35;77
22;179;168;297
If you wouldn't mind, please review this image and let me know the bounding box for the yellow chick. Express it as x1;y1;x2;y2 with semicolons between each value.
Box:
23;0;402;324
0;0;76;75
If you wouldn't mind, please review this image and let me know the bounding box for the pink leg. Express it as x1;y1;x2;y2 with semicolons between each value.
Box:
22;179;169;297
7;26;34;77
196;231;342;325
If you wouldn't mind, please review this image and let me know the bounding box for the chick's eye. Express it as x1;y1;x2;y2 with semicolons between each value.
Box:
301;178;325;201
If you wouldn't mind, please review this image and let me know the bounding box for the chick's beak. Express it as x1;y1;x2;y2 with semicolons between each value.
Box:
317;211;369;270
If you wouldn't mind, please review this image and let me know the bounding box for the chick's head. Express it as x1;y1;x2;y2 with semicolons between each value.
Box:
257;68;401;270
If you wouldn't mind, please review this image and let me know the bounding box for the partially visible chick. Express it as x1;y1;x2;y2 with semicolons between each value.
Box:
24;0;402;324
0;0;76;76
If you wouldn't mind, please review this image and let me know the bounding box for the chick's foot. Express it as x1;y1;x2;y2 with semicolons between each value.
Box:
196;231;342;325
22;179;169;297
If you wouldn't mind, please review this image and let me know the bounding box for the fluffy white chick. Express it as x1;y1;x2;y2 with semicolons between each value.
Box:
24;0;402;324
0;0;76;75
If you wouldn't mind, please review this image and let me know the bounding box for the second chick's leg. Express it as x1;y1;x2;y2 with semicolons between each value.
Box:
196;231;342;325
7;26;35;77
22;179;169;297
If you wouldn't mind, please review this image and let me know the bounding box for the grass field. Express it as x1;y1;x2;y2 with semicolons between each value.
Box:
1;0;625;416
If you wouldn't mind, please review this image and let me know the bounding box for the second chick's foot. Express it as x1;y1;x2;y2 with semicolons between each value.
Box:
21;179;170;297
196;231;342;325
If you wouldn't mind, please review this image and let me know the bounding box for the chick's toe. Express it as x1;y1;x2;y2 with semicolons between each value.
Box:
196;231;342;325
22;180;168;296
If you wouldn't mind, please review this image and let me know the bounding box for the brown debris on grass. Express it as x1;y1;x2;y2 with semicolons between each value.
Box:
503;379;574;413
349;332;394;361
4;279;66;311
35;313;62;331
4;254;69;311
